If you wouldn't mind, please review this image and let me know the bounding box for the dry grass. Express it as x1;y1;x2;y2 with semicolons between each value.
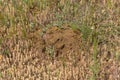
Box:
0;0;120;80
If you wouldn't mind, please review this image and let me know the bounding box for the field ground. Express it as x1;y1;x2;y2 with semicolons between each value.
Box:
0;0;120;80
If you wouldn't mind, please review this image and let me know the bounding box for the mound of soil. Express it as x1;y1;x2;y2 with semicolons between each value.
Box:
43;26;82;58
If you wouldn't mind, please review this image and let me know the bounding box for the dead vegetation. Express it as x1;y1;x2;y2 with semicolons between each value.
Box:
0;0;120;80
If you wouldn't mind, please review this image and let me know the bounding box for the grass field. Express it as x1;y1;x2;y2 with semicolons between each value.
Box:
0;0;120;80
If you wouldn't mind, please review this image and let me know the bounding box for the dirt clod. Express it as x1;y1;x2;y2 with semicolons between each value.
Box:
43;26;81;58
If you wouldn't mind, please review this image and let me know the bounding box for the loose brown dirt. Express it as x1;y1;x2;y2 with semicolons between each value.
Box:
43;26;82;59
